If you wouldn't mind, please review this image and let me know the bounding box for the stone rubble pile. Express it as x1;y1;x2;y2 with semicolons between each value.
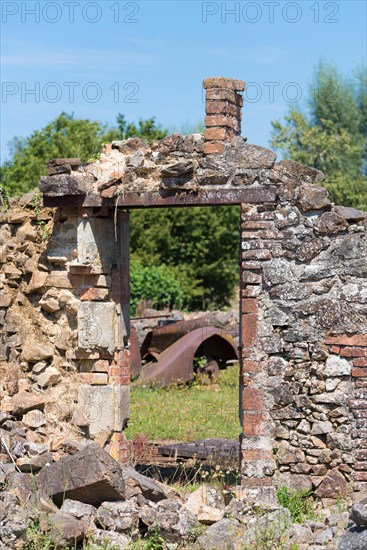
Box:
1;440;365;550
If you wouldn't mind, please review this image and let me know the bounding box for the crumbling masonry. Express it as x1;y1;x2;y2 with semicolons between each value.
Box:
1;77;366;502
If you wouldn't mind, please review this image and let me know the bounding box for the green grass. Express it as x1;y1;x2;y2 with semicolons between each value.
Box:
125;363;240;441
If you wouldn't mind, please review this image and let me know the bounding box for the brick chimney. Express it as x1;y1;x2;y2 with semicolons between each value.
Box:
203;77;245;155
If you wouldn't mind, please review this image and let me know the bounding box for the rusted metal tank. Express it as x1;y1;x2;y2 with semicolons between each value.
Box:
130;316;238;388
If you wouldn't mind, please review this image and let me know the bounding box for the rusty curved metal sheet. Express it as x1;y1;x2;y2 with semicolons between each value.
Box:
137;326;238;388
141;316;228;357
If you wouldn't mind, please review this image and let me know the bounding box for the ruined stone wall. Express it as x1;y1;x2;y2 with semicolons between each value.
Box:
239;162;367;501
2;77;367;501
0;194;130;460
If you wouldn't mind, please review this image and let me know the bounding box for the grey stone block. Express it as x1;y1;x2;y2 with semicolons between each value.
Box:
78;302;115;353
77;217;116;269
74;384;129;437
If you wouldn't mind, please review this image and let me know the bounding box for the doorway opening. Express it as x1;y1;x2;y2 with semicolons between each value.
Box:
125;205;242;486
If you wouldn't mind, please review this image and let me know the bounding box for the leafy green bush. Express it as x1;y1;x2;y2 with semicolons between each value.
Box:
276;485;316;523
130;261;183;315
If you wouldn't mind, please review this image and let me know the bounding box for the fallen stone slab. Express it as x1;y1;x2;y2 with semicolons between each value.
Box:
121;464;171;502
0;492;31;549
338;525;367;550
22;343;54;363
39;174;94;196
61;499;97;524
197;505;224;525
96;500;140;532
351;496;367;526
4;391;45;416
17;452;53;473
5;472;37;507
90;529;129;549
41;511;87;549
197;518;243;549
36;442;125;507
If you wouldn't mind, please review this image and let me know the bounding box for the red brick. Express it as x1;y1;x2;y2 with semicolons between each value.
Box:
242;220;275;229
350;400;367;409
242;314;258;348
355;462;367;470
241;211;275;220
78;373;108;385
242;271;262;284
242;298;258;313
352;368;367;378
203;141;225;155
356;380;367;388
79;288;109;301
243;361;264;373
326;334;367;347
242;286;261;297
239;372;252;386
241;261;263;270
340;347;367;358
93;360;109;373
354;471;367;481
109;375;124;385
243;412;268;436
242;449;273;461
205;115;239;131
240;477;273;487
355;450;367;461
242;241;273;250
353;482;367;492
243;387;265;411
114;350;130;367
203;77;245;91
204;127;228;141
355;358;367;367
206;88;243;105
109;367;121;377
242;230;292;240
206;100;238;116
242;250;272;260
329;346;340;354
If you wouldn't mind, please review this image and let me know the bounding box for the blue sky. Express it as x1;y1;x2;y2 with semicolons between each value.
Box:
1;0;366;161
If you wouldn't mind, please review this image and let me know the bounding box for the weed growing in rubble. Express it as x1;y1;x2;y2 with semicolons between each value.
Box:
25;521;121;550
242;509;292;550
276;485;317;523
32;190;50;241
25;522;53;550
0;185;9;209
129;527;164;550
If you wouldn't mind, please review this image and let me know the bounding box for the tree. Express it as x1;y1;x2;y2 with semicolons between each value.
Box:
1;113;167;196
1;113;110;196
116;114;167;144
130;206;240;310
271;62;367;210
